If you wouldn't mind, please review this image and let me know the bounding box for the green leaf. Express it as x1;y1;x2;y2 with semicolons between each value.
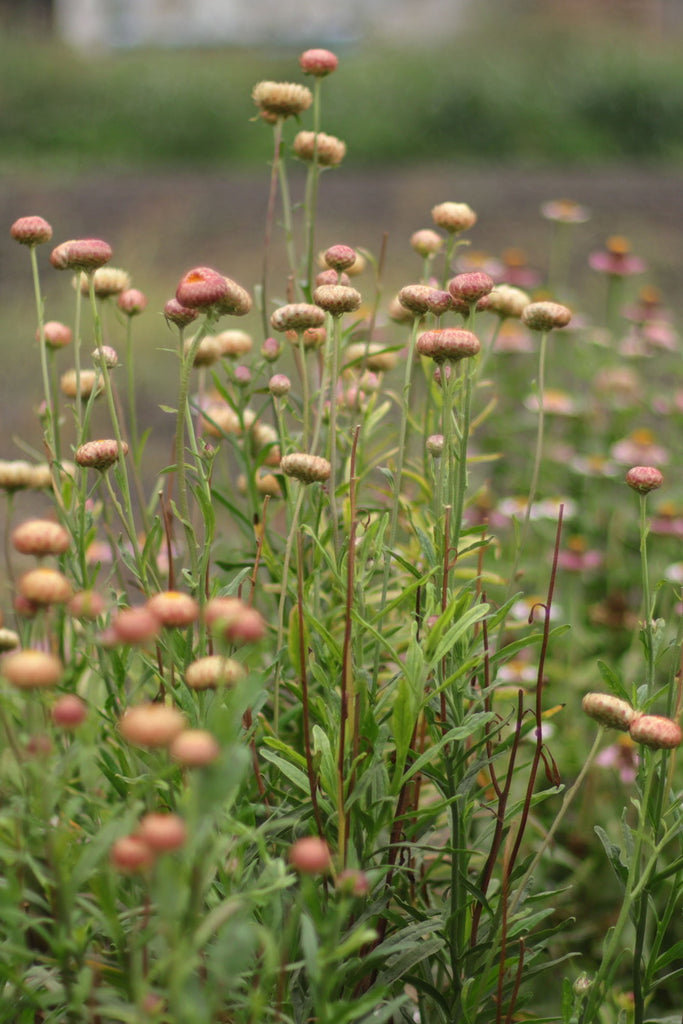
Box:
597;660;630;703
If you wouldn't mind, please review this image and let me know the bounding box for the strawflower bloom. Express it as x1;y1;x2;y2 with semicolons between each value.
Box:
1;649;63;689
176;266;229;310
185;655;244;690
410;229;443;257
280;452;331;484
252;81;312;118
289;836;333;875
10;215;53;246
137;812;187;853
589;235;646;276
299;48;338;76
293;131;347;167
271;303;325;333
146;591;199;628
110;835;155;874
19;567;72;605
42;321;72;348
50;238;112;272
582;692;636;731
12;519;70;557
522;302;572;331
416;328;480;363
625;465;663;494
119;703;186;748
111;606;161;645
118;288;148;316
630;714;682;750
313;284;362;315
431;202;477;233
540;198;590;223
170;728;220;767
76;439;128;471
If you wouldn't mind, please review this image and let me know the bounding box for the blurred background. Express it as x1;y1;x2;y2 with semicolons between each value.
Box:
1;0;682;445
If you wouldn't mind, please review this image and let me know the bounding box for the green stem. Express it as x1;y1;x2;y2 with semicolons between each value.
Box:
638;492;656;697
304;78;323;298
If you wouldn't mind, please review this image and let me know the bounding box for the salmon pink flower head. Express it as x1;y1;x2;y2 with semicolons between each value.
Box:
175;266;230;310
589;236;646;277
299;48;338;76
50;238;112;272
10;215;53;246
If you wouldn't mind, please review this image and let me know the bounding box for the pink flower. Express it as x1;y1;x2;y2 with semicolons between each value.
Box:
589;236;646;277
596;736;639;784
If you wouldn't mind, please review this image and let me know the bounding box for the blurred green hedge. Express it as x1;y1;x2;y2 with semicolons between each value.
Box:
2;17;683;169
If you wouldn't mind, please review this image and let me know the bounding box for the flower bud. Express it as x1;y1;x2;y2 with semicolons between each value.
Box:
293;130;347;166
299;48;338;76
271;303;326;333
431;202;477;233
42;321;73;348
625;466;663;494
12;519;70;557
313;284;362;316
75;439;128;471
416;328;481;363
137;812;187;853
253;81;313;118
10;215;53;246
52;694;88;729
521;301;572;332
289;836;332;874
582;692;636;731
19;567;72;606
50;238;112;272
280;452;332;484
118;288;148;316
2;649;63;689
170;728;220;767
119;703;186;749
629;714;682;750
146;591;199;628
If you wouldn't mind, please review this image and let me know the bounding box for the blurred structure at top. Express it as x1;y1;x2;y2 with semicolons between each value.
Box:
10;0;678;49
45;0;471;49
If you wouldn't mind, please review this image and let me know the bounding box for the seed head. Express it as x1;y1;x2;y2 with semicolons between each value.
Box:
299;48;338;76
118;288;148;316
12;519;70;557
170;728;220;767
431;202;477;233
479;284;530;319
164;297;199;328
75;439;128;471
410;229;444;257
119;703;186;749
185;655;245;690
146;591;199;629
1;649;63;689
313;284;362;316
19;567;72;606
10;215;53;246
521;301;572;331
50;238;112;272
582;692;636;731
324;244;357;272
416;328;481;363
217;329;253;358
625;466;663;494
293;130;347;166
252;81;313;118
281;452;332;484
289;836;332;875
41;321;73;348
271;303;326;333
